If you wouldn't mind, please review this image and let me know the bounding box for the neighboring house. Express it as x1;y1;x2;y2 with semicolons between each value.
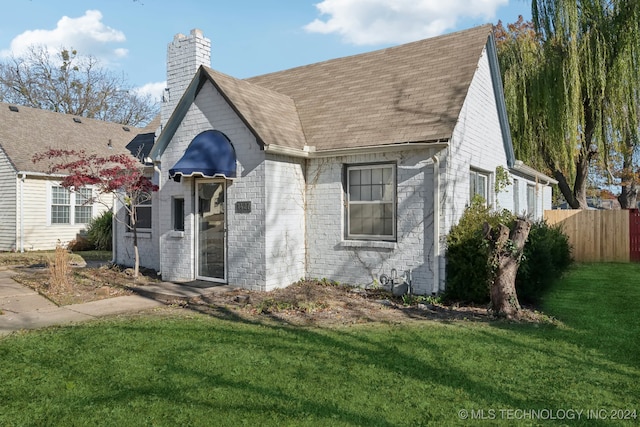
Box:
114;26;556;294
0;102;155;252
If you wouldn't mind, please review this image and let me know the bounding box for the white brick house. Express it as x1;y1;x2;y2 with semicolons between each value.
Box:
114;26;556;294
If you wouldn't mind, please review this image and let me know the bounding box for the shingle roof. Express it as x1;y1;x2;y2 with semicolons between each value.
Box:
201;68;306;149
0;102;147;174
242;24;494;151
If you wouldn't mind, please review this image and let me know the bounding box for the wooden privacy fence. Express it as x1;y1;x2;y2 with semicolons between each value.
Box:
544;209;640;263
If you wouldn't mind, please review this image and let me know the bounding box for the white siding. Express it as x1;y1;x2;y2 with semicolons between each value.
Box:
0;150;16;251
17;176;111;251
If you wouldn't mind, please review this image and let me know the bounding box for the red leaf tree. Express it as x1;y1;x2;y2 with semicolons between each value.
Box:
33;149;158;278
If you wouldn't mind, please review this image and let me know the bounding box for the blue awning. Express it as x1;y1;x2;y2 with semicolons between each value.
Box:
169;130;237;182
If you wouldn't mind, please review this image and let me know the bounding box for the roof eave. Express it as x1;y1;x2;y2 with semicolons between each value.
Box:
511;160;558;185
264;139;450;159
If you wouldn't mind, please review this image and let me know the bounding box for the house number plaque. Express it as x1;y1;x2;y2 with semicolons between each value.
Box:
235;201;252;213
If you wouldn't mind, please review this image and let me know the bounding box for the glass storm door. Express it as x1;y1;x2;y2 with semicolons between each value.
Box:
196;180;226;282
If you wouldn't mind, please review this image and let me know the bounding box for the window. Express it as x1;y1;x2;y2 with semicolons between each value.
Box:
527;185;536;216
470;169;489;203
513;179;520;214
50;185;93;224
173;197;185;231
127;197;152;230
51;186;71;224
74;187;93;224
347;164;395;240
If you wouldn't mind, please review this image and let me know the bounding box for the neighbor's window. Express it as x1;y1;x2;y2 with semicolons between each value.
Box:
347;164;396;240
50;185;94;225
470;169;489;203
51;186;71;224
173;197;185;231
74;187;93;224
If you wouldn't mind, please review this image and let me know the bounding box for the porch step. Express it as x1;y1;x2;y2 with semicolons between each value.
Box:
127;281;235;302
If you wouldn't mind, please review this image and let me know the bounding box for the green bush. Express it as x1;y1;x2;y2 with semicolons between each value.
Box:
516;220;572;303
444;200;515;303
86;210;113;251
444;200;572;304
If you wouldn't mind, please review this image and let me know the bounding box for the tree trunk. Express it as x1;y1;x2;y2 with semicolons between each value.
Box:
484;219;531;319
131;210;140;279
618;183;638;209
618;139;638;209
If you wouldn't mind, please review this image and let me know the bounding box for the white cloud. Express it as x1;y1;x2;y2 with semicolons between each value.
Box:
134;81;166;103
304;0;509;45
0;10;126;62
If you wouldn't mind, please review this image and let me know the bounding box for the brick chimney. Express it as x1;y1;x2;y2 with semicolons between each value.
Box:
162;29;211;126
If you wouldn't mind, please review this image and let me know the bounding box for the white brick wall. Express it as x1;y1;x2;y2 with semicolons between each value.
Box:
162;29;211;127
158;82;268;289
265;154;306;290
305;149;442;294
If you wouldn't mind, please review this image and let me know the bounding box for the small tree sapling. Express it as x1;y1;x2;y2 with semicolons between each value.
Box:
33;149;158;278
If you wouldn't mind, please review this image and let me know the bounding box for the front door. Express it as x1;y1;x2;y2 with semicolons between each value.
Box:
196;180;226;282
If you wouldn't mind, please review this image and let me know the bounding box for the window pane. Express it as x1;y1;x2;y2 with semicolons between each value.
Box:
527;186;536;215
361;169;371;185
372;168;383;185
350;185;361;201
52;206;70;224
52;186;70;205
75;206;92;224
132;206;152;229
360;185;372;201
349;169;360;185
349;204;363;234
173;198;185;231
371;184;382;201
76;188;92;205
477;174;487;199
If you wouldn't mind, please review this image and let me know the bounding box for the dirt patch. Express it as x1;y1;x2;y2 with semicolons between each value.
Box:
9;265;552;326
10;264;158;306
169;280;552;326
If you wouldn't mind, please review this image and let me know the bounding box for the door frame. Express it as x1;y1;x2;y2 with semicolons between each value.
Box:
194;178;227;283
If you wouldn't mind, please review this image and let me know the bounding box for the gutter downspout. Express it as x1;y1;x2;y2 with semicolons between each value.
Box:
431;155;440;295
111;200;117;264
18;172;26;252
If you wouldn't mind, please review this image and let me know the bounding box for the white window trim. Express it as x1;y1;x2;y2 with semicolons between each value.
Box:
346;163;396;241
47;182;94;226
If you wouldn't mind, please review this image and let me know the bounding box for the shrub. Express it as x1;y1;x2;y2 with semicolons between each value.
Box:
48;244;72;293
444;200;572;304
515;220;572;303
444;199;515;303
87;210;113;251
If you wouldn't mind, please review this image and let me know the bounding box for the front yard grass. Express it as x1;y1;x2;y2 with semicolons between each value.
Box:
0;263;638;426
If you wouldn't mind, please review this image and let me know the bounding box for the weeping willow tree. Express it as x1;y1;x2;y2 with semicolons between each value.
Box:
496;1;640;209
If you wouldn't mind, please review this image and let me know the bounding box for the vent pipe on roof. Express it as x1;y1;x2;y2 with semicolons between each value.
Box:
9;105;19;112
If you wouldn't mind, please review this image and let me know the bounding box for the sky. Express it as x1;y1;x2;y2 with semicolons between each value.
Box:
1;0;532;102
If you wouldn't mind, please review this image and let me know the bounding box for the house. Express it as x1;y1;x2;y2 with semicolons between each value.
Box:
114;26;556;294
0;102;155;252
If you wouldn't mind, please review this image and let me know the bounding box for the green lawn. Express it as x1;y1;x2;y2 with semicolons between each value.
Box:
1;263;638;426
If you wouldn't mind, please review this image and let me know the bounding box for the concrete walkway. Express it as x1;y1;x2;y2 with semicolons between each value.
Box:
0;269;234;336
